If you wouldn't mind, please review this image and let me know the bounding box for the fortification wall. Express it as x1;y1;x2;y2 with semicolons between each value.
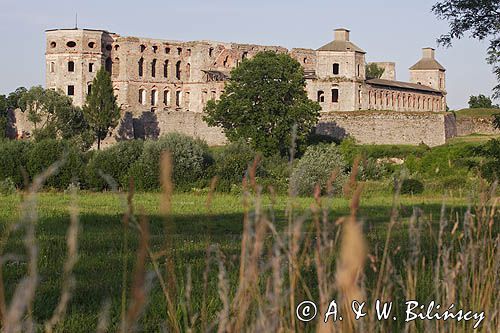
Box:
455;116;499;136
316;111;456;146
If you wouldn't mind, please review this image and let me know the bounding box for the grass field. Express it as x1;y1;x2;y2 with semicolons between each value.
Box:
0;186;495;332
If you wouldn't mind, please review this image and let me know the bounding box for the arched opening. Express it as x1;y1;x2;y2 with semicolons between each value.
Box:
68;61;75;72
87;84;92;95
175;91;181;107
175;61;182;80
138;58;144;77
223;56;229;68
317;90;325;103
186;63;191;80
151;89;158;106
163;90;170;106
177;48;182;55
163;60;169;78
140;44;146;52
105;57;112;75
139;89;146;105
184;91;190;108
209;47;214;57
88;42;95;48
49;62;55;73
151;59;157;78
332;88;339;103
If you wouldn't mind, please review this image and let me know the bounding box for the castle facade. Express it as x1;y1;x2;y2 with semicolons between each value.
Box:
43;27;452;146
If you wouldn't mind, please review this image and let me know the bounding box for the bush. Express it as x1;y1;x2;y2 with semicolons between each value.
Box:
0;140;32;187
85;140;144;190
290;143;348;196
0;178;16;195
27;139;85;189
210;140;258;192
400;178;424;195
260;154;290;194
128;133;212;191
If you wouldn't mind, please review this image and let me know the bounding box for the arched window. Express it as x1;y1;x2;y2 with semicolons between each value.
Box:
105;57;112;74
68;61;75;72
151;89;158;106
223;56;229;68
175;91;181;107
175;61;181;80
202;90;208;104
139;89;146;105
357;64;360;77
49;62;55;73
209;47;214;57
317;91;325;103
140;44;146;52
151;59;157;77
138;58;144;77
333;63;339;75
164;90;170;106
186;63;191;80
184;91;190;108
87;84;92;95
332;88;339;103
163;60;169;78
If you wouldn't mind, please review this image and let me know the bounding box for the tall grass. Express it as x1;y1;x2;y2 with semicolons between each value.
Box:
0;156;498;332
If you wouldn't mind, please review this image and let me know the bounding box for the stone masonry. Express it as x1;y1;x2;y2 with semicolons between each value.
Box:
41;27;452;147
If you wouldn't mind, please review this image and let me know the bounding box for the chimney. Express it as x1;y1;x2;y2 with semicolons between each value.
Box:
334;28;350;42
422;47;435;59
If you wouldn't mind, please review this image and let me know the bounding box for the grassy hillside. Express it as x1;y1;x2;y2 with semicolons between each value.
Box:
453;108;499;118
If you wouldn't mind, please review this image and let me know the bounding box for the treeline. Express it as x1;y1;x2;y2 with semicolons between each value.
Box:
0;133;498;195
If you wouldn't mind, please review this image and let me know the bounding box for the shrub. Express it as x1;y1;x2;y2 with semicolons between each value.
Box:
128;133;212;191
210;140;258;192
400;178;424;195
27;139;85;189
260;154;290;194
85;140;144;190
0;140;32;187
0;178;16;195
290;143;348;196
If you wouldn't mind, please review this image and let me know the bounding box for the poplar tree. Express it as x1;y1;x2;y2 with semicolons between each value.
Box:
83;68;121;149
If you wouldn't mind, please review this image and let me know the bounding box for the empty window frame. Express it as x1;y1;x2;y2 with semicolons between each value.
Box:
332;63;339;75
67;85;74;96
332;88;339;103
68;61;75;72
317;91;325;103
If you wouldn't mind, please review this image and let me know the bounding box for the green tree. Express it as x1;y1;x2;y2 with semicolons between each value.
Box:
82;68;121;149
0;87;28;138
366;63;385;79
204;51;321;156
17;86;93;149
432;0;500;98
468;94;499;109
493;113;500;130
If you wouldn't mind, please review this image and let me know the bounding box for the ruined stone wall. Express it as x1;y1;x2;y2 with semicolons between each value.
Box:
316;111;456;147
455;116;500;136
369;62;396;80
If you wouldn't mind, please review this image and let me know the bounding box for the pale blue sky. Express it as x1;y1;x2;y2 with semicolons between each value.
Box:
0;0;497;109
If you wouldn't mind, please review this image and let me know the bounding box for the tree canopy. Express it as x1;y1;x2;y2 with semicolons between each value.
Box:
203;51;321;156
468;94;499;109
432;0;500;98
366;63;385;79
82;68;121;149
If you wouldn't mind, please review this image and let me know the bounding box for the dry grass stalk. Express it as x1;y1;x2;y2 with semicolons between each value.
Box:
44;186;80;333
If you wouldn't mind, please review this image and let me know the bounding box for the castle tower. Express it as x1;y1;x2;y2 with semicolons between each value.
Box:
314;28;366;111
409;47;446;92
45;28;116;107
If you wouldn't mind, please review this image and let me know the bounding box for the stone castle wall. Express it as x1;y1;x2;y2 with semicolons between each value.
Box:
455;116;500;136
316;111;456;147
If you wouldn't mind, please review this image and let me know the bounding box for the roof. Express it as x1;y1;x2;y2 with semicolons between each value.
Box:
409;58;445;71
317;40;365;53
366;78;442;93
45;28;114;34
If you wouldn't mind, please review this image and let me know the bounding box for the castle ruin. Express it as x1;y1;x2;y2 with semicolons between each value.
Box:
42;27;455;147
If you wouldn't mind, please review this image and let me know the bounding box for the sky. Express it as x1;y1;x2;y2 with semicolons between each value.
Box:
0;0;497;109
